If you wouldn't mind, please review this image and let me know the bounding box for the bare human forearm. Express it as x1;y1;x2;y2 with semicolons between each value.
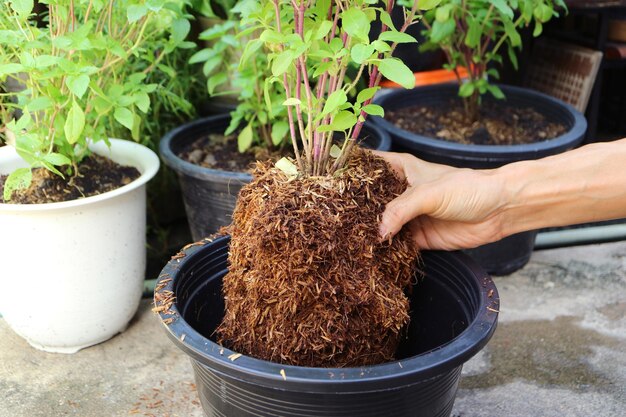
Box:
498;138;626;236
376;138;626;251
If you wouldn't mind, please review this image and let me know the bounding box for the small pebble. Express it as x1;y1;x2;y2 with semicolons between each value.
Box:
203;153;217;166
188;149;204;164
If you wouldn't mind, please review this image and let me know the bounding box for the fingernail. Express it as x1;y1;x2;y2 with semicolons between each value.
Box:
379;224;388;240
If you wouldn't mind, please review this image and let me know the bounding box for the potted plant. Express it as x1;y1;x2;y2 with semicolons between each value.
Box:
371;0;587;275
159;0;392;240
155;1;499;415
188;0;241;115
0;0;191;353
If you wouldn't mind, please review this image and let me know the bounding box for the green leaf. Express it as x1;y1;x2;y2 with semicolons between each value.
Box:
378;58;414;89
43;153;71;166
330;144;342;158
436;4;452;22
64;101;85;144
9;0;33;17
118;95;134;107
330;111;357;131
25;97;53;112
65;74;90;98
14;112;32;131
504;20;522;47
487;84;505;99
131;113;141;141
350;44;375;64
237;124;253;153
146;0;165;11
0;63;25;75
378;31;417;44
342;8;370;41
93;97;113;114
362;104;384;117
282;97;302;106
114;107;134;131
315;20;333;40
127;5;147;23
465;19;482;48
539;4;554;22
134;92;150;113
507;46;519;70
430;20;455;43
275;157;298;177
240;39;263;66
492;0;514;19
372;40;391;53
379;11;395;30
533;21;543;37
171;18;191;44
189;48;213;64
486;68;500;80
0;30;20;44
208;73;228;94
260;29;284;44
202;56;222;76
271;121;290;146
458;82;475;98
419;0;442;10
271;50;294;76
356;87;379;104
3;168;31;201
322;90;347;115
35;55;58;68
313;61;333;77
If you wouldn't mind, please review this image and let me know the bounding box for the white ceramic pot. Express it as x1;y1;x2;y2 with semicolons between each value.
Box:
0;139;159;353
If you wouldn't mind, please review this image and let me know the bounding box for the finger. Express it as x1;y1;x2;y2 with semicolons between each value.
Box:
379;187;431;240
410;217;455;251
371;150;408;181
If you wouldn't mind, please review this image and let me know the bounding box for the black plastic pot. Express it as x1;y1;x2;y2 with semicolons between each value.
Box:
372;84;587;275
372;84;587;168
160;115;393;240
155;235;499;417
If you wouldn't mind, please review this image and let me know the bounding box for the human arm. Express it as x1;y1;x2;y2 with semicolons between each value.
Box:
376;138;626;250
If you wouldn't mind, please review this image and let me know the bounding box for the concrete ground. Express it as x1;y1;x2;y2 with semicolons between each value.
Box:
1;242;624;417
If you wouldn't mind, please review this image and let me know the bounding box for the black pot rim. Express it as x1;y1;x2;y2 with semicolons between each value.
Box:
371;84;587;160
159;114;253;183
155;235;499;392
159;115;392;183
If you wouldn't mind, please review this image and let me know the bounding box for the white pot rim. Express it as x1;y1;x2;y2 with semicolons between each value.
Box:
0;138;159;212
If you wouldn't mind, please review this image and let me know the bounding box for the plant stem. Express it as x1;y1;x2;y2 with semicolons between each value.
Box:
272;0;304;171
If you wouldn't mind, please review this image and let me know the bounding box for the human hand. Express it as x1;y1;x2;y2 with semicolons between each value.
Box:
375;151;509;250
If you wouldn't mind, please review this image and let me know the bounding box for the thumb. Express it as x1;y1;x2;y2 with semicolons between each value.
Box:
379;186;430;240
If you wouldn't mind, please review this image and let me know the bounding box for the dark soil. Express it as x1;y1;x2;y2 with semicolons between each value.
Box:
386;100;567;145
0;154;140;204
218;148;419;367
177;133;288;173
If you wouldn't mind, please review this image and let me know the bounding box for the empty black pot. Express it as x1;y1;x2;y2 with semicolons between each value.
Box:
160;115;393;240
372;84;587;275
155;235;499;417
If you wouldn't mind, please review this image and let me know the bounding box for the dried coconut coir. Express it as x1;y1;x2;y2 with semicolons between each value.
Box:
217;147;419;367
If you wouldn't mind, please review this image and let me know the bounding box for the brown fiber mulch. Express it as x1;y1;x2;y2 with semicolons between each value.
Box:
217;148;420;367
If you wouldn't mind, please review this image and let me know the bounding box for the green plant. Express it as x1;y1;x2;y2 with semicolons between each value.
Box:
190;0;290;153
419;0;566;122
190;0;236;19
0;0;194;200
251;0;442;176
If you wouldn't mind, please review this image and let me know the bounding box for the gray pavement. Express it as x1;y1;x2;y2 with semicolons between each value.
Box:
1;242;625;417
